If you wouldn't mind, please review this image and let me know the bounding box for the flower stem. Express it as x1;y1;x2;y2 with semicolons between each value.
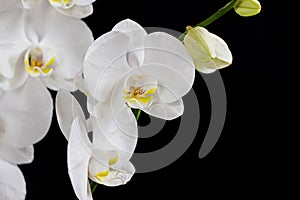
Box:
198;0;238;27
90;181;98;193
134;109;142;121
178;0;238;41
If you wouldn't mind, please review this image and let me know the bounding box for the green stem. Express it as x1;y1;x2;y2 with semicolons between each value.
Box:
90;181;98;193
134;109;142;121
178;0;238;41
198;0;238;27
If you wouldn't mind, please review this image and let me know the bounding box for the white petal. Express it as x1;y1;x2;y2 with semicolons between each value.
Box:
112;19;147;67
0;1;18;12
112;19;146;35
41;72;78;92
143;32;195;103
144;96;184;120
68;118;93;200
84;31;131;102
0;9;29;79
74;0;95;6
41;13;93;79
91;76;138;158
0;159;26;200
22;0;41;9
0;49;21;80
137;64;192;104
55;90;86;140
22;0;51;44
90;108;137;162
0;78;53;148
0;141;34;165
0;53;28;91
88;82;138;160
74;74;88;94
54;4;93;19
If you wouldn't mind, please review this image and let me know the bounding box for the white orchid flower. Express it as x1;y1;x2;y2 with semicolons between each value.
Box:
21;0;95;19
0;78;53;165
0;3;93;91
184;26;233;74
84;19;195;121
55;90;136;200
0;159;26;200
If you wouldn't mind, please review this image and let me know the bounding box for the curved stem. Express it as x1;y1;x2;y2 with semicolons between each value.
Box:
178;0;238;41
198;0;238;27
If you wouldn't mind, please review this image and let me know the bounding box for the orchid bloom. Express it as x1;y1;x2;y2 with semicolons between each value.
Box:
21;0;95;19
184;26;233;74
84;19;195;121
0;2;93;91
56;90;137;200
0;159;26;200
83;19;194;155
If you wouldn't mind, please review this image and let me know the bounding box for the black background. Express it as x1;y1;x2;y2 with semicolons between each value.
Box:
20;0;288;199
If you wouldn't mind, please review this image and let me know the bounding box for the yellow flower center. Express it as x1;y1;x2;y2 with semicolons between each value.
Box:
24;47;56;77
48;0;74;9
95;170;110;182
123;86;157;108
122;73;158;109
94;152;119;183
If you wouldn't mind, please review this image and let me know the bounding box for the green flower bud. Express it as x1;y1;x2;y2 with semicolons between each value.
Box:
184;26;233;74
234;0;261;17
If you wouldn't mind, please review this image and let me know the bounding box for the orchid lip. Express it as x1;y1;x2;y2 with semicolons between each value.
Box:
89;150;122;184
122;72;158;109
48;0;74;9
24;46;56;77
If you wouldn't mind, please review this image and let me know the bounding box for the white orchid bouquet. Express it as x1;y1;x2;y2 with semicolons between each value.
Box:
0;0;261;199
